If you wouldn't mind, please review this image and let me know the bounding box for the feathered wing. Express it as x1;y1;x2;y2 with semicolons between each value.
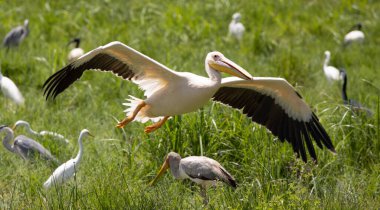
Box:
2;77;24;104
43;41;181;99
14;136;57;161
212;77;335;162
181;156;237;188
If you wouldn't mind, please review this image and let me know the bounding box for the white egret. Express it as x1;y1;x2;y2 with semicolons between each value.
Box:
340;69;373;116
12;120;69;144
323;51;341;82
2;19;29;50
43;129;92;189
228;13;245;41
0;125;57;162
0;68;24;105
43;41;335;162
149;152;236;205
344;23;364;46
67;38;84;62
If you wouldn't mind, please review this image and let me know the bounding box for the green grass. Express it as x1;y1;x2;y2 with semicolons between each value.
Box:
1;0;380;209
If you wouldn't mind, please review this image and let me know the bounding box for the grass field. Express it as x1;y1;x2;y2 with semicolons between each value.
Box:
1;0;380;209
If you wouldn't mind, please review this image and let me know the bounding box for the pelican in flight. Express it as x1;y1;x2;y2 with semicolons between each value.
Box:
323;51;341;82
43;41;335;162
228;13;245;41
67;38;84;62
2;19;29;50
149;152;236;205
0;125;57;162
344;23;364;46
12;120;69;144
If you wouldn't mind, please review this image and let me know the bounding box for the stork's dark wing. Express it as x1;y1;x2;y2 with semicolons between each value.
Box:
212;77;335;162
43;41;180;99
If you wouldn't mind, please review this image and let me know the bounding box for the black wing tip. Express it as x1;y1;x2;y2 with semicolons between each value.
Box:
229;178;237;189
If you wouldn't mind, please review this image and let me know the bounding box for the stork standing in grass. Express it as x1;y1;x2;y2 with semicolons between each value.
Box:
43;41;335;162
344;23;365;47
149;152;236;205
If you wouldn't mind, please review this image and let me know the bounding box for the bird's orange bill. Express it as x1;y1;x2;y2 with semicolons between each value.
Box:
11;124;17;130
149;158;169;186
209;56;253;80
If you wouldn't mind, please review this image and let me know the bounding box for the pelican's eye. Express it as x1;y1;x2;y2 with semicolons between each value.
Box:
213;54;220;60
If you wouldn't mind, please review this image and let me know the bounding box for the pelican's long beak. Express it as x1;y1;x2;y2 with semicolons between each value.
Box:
209;56;253;80
149;158;170;186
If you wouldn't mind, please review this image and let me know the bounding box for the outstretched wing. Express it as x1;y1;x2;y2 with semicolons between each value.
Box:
43;41;181;99
212;77;335;162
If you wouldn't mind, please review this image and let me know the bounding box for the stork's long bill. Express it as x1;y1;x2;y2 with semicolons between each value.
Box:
149;158;169;186
208;55;253;80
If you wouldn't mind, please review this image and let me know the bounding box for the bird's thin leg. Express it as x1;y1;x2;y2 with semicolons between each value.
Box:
200;186;209;205
116;101;146;128
144;116;169;133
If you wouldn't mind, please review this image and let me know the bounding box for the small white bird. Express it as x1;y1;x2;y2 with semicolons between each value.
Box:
344;23;365;46
2;19;29;50
0;68;24;105
323;51;341;82
43;129;92;189
228;13;245;41
67;38;84;63
12;120;69;144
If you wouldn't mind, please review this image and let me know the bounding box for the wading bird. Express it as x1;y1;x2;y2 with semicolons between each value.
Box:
323;51;341;82
43;41;335;162
12;120;69;144
0;68;24;105
2;19;29;50
43;129;92;189
67;38;84;62
228;13;245;41
340;69;373;116
344;23;365;46
149;152;236;205
0;125;57;162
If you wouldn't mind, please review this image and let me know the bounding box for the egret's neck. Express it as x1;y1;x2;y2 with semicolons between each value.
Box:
324;55;330;68
25;124;39;136
74;133;84;163
1;127;15;153
169;158;182;179
205;64;222;85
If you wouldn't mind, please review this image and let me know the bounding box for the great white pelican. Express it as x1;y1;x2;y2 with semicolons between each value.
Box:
43;41;335;162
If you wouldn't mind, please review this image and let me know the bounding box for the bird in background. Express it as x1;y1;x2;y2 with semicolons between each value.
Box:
149;152;236;205
43;129;92;189
43;41;335;162
323;51;342;82
343;23;365;47
12;120;69;144
0;125;58;162
67;38;84;63
0;67;24;105
339;69;373;116
228;13;245;41
2;19;29;51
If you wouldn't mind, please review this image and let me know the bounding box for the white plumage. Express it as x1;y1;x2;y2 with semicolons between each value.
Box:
43;41;335;162
228;13;245;40
344;23;364;45
67;38;85;62
323;51;341;82
0;69;24;105
43;129;91;189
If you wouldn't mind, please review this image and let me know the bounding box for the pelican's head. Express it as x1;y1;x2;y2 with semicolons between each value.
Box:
207;51;253;80
12;120;30;131
149;152;180;186
232;13;241;21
